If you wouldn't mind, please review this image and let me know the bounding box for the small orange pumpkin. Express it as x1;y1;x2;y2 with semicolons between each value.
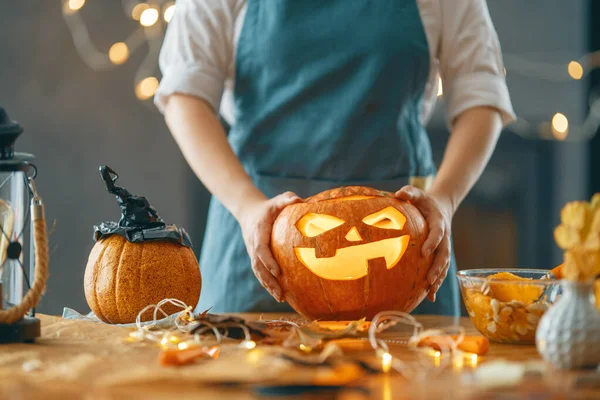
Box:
84;235;201;324
271;186;431;320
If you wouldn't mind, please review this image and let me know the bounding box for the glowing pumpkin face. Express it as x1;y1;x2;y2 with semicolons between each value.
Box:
294;203;410;280
271;186;432;321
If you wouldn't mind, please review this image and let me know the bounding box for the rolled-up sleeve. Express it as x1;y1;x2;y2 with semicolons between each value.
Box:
438;0;516;128
154;0;233;113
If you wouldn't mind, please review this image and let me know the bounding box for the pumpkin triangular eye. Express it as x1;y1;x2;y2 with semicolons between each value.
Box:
297;213;345;237
362;206;406;230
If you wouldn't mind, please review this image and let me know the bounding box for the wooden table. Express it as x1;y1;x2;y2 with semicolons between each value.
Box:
0;314;598;399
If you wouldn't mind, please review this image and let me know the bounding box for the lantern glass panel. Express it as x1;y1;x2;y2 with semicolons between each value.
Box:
0;171;29;310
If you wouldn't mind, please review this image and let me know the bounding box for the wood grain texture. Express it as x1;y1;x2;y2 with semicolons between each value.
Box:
0;314;598;399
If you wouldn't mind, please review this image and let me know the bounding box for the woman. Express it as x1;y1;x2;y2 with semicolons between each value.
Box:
155;0;515;316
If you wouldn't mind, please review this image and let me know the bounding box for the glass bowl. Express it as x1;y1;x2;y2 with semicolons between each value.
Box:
457;269;562;344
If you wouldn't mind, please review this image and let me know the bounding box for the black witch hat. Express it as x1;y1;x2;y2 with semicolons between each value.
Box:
93;166;192;247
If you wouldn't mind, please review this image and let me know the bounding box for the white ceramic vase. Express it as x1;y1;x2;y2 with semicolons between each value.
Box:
536;280;600;369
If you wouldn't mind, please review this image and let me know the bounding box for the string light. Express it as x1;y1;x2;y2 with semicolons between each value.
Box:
466;353;479;367
178;342;189;350
131;3;149;21
163;2;176;23
65;0;86;14
135;77;159;100
140;7;159;27
62;1;170;102
381;351;393;373
59;1;600;139
453;354;464;370
552;112;569;140
243;340;257;350
109;42;130;65
299;344;312;353
568;61;584;80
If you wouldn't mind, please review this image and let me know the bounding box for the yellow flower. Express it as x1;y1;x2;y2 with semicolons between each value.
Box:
554;224;582;250
560;201;590;231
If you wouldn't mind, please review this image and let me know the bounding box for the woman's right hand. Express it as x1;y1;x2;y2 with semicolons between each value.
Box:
237;191;303;302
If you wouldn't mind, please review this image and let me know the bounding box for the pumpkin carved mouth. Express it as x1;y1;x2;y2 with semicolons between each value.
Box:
294;235;410;280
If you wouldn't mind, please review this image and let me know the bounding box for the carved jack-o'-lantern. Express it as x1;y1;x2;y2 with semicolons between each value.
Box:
271;186;431;320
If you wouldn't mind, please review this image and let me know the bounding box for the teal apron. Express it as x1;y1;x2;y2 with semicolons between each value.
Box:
197;0;460;316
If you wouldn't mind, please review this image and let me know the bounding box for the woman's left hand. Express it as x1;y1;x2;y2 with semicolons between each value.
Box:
395;186;455;302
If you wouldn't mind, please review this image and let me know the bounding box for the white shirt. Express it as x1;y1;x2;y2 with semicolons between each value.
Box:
155;0;516;129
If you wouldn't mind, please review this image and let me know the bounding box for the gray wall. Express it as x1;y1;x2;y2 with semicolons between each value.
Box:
0;1;590;315
0;2;198;315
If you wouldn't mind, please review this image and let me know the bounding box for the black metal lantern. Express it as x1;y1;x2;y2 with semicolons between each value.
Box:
0;107;48;344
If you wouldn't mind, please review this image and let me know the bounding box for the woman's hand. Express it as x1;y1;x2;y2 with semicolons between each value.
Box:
237;192;303;302
395;186;455;302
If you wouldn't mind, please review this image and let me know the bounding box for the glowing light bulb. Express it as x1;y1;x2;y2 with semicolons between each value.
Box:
434;351;441;358
551;112;569;140
381;352;393;373
135;77;159;100
244;340;256;350
109;42;130;65
131;3;149;20
178;342;189;350
299;344;312;353
140;8;159;27
168;335;180;343
128;331;144;341
568;61;583;80
164;3;176;23
437;76;443;97
68;0;85;12
466;353;479;367
160;337;169;347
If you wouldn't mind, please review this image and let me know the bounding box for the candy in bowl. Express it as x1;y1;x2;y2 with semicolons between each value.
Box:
457;269;562;344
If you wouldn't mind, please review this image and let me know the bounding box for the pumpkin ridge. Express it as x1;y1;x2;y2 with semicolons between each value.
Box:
177;246;188;304
114;238;128;324
362;267;370;317
317;278;335;316
91;242;110;323
137;242;144;319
